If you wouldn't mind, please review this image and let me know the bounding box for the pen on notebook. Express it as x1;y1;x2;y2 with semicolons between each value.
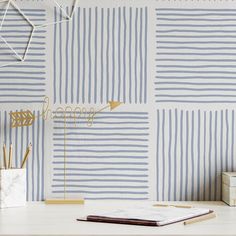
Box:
154;204;192;209
8;143;13;169
184;212;216;225
21;144;32;169
3;144;7;169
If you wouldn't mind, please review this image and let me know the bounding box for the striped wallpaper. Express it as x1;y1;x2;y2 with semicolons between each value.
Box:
52;111;149;200
156;109;236;201
155;8;236;103
1;0;236;202
0;8;46;104
0;111;45;201
53;7;148;104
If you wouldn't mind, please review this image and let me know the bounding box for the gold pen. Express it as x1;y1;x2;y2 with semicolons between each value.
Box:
8;143;13;169
3;144;7;169
21;144;32;168
153;204;192;209
184;212;216;225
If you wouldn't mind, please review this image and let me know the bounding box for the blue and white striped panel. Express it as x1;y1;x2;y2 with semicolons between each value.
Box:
156;109;236;201
52;112;149;200
0;111;45;201
53;7;148;104
0;8;46;104
155;8;236;103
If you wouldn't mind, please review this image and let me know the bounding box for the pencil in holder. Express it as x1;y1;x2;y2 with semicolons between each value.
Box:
0;168;26;208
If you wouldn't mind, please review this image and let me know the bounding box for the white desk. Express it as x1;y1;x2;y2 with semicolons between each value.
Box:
0;201;235;236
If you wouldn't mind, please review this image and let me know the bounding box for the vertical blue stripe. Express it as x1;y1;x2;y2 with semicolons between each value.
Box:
118;7;121;102
77;7;81;103
139;8;143;104
220;110;224;196
26;125;29;201
226;109;229;171
134;8;138;104
129;7;132;103
191;111;194;200
123;7;127;103
82;8;86;104
173;109;177;200
214;111;218;200
53;7;57;104
88;8;92;103
106;8;110;102
185;111;189;200
197;110;201;200
232;110;235;172
168;109;172;200
65;6;69;104
156;110;160;200
112;8;115;101
94;7;98;103
144;7;148;103
31;111;35;201
208;111;212;200
59;8;62;103
71;6;75;104
37;111;40;200
180;110;183;200
41;117;45;200
162;109;165;200
203;111;207;200
100;8;104;103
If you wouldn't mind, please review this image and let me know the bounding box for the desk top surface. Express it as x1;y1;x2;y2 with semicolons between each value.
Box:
0;201;235;236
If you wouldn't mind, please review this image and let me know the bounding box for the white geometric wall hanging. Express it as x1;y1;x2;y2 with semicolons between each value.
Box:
0;0;35;69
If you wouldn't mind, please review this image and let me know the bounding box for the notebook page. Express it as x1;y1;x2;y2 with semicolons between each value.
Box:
91;206;210;225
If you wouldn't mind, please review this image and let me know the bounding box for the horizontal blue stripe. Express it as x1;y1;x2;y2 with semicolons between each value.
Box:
0;95;44;97
54;121;149;125
0;100;44;103
54;168;148;171
52;179;147;183
155;59;236;62
0;83;45;86
85;197;148;200
156;24;236;28
54;127;148;130
157;41;236;44
52;190;148;194
155;100;236;103
156;71;236;74
53;161;147;165
155;76;236;80
52;184;148;189
156;53;236;56
53;150;148;153
156;35;236;38
157;18;236;21
155;8;236;12
155;94;236;98
0;88;45;91
54;144;148;148
53;133;149;136
156;65;236;68
54;155;148;159
156;13;236;17
54;173;148;177
156;29;236;33
0;30;46;33
155;82;236;86
157;47;236;50
155;88;236;91
53;138;148;142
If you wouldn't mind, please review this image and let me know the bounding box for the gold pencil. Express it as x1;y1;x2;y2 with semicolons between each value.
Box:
3;144;7;169
184;212;216;225
21;144;32;169
8;143;13;169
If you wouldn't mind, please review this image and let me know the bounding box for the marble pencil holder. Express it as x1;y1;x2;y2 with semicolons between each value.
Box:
0;169;26;208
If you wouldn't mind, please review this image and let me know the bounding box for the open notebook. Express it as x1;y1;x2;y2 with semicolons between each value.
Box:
77;206;213;226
